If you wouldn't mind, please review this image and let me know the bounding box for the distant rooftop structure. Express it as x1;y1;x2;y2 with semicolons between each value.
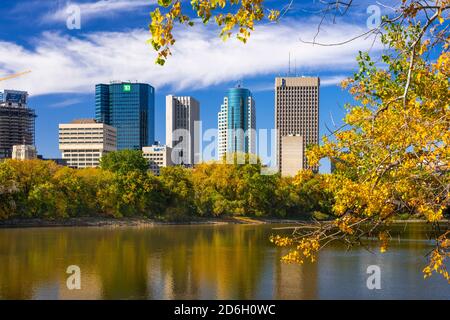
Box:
109;80;139;84
71;119;98;124
0;90;28;106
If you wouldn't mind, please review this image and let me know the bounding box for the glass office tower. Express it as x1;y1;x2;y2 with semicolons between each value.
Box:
218;86;256;158
95;82;155;150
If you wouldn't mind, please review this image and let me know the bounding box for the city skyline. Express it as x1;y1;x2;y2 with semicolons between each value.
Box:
0;1;383;173
3;79;322;172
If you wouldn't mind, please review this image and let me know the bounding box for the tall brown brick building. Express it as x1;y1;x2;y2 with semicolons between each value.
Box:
275;77;319;175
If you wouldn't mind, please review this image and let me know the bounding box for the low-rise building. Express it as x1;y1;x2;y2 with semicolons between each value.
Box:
142;145;173;175
281;135;304;177
59;119;117;168
12;144;37;160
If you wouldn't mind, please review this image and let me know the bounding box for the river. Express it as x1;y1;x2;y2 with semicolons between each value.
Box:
0;223;448;299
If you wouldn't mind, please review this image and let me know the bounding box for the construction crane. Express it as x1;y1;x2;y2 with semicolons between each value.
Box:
0;70;31;82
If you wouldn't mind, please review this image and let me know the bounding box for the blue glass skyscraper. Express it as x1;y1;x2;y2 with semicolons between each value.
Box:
217;86;256;158
95;82;155;150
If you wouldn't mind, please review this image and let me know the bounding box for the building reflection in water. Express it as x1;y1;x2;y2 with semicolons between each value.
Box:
0;223;448;299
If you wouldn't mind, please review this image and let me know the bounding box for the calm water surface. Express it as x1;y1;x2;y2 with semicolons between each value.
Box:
0;223;449;299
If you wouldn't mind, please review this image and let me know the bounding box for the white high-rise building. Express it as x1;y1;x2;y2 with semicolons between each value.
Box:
166;95;200;165
59;119;117;168
217;98;228;160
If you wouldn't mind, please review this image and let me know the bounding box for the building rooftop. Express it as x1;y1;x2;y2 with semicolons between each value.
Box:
275;77;320;87
71;119;98;124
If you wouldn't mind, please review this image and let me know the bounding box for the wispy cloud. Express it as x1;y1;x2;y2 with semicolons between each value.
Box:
0;18;381;96
320;75;349;86
44;0;154;22
49;98;83;108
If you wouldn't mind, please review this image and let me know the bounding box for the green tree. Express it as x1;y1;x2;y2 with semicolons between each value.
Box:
0;161;19;219
100;150;149;174
159;166;196;219
98;170;164;217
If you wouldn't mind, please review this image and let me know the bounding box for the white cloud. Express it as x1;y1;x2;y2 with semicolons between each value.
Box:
0;18;382;96
44;0;153;22
49;98;83;108
320;75;349;86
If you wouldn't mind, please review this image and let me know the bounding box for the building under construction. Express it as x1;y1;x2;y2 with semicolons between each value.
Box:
0;90;36;159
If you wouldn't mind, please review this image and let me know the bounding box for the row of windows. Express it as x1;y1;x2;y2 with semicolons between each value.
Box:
64;153;101;156
277;107;318;111
59;141;107;144
62;149;101;152
277;113;318;117
277;94;318;97
59;136;116;140
67;163;100;167
279;129;318;134
59;132;114;136
277;87;318;90
59;136;110;139
59;136;116;141
59;128;105;131
277;119;318;122
144;156;164;160
66;158;101;161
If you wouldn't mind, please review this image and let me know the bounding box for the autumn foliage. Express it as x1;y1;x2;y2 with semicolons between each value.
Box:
271;3;450;282
0;157;332;221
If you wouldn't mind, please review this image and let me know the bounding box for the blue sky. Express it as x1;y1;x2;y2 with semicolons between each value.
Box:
0;0;388;172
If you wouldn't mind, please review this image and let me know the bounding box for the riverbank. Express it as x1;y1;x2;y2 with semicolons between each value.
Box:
1;216;448;229
0;216;313;228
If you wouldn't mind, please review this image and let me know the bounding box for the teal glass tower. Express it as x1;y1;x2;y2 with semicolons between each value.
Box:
217;86;256;158
95;82;155;150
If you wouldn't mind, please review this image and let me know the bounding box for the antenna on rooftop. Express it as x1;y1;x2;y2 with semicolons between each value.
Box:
294;58;297;76
288;52;291;76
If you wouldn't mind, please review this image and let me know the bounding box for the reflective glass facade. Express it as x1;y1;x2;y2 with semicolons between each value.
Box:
95;83;155;150
226;87;255;154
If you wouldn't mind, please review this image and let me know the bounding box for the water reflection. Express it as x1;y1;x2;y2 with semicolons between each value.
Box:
0;224;448;299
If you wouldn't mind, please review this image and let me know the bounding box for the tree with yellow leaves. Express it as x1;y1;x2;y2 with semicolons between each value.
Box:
149;0;282;64
149;0;450;282
279;5;450;282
